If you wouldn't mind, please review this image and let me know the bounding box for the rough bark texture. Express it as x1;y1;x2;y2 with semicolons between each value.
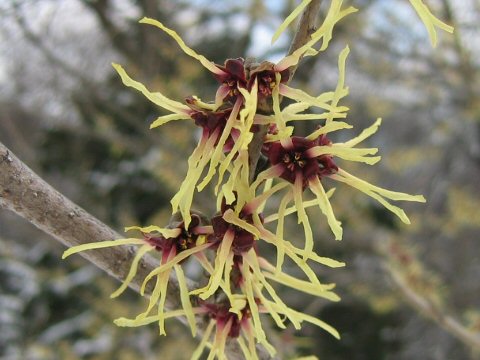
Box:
0;142;183;304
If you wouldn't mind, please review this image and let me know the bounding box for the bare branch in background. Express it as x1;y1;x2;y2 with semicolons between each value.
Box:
0;141;179;301
388;267;480;351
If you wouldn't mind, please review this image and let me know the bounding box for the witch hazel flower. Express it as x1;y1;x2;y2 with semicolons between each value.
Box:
60;0;451;357
191;297;270;360
253;116;426;258
63;212;213;336
248;42;425;257
118;295;266;360
195;248;342;359
192;250;340;360
184;184;343;346
112;63;246;228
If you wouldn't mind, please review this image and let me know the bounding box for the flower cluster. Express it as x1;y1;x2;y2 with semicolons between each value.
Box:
63;0;452;359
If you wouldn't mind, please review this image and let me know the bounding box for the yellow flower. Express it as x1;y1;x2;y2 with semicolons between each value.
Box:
63;213;214;336
188;189;343;355
253;116;425;260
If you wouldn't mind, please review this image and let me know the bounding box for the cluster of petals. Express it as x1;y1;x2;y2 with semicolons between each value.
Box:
60;0;454;358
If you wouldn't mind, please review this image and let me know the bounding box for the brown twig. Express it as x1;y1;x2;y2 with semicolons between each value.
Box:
388;266;480;351
0;142;182;303
287;0;323;78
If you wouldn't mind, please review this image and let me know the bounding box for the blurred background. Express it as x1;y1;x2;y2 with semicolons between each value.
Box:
1;0;479;359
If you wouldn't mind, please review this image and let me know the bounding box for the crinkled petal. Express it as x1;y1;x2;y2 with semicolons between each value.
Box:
245;250;301;328
293;174;314;259
330;169;426;224
241;260;268;344
276;1;357;71
306;121;352;141
341;118;382;147
125;225;182;238
223;209;261;238
191;320;215;360
141;243;212;295
280;84;348;113
197;98;243;191
112;63;190;114
114;308;204;327
62;238;146;259
306;145;381;165
326;46;350;123
171;128;220;227
309;176;343;240
271;0;312;44
110;244;153;298
195;229;235;299
408;0;454;47
150;113;191;128
139;17;227;76
174;264;197;336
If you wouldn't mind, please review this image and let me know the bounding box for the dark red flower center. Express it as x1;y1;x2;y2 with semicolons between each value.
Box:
257;72;277;97
214;58;247;100
211;213;257;255
190;109;231;134
209;196;261;255
263;135;338;188
282;151;308;171
203;301;252;338
143;214;202;254
248;62;290;98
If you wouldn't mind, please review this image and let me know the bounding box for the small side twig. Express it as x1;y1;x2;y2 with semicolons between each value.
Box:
387;265;480;351
287;0;323;78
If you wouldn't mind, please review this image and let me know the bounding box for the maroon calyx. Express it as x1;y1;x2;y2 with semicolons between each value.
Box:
209;195;262;255
189;107;231;132
314;133;339;178
202;300;251;338
213;58;247;100
143;213;204;254
249;61;290;98
263;134;338;189
185;98;238;150
230;255;244;288
211;213;257;255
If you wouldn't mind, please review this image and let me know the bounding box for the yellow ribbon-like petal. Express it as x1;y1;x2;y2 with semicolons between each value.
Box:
271;0;312;44
139;17;227;76
409;0;454;47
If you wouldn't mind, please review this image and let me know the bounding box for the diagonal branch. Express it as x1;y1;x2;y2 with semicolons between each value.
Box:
0;141;183;304
388;266;480;350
